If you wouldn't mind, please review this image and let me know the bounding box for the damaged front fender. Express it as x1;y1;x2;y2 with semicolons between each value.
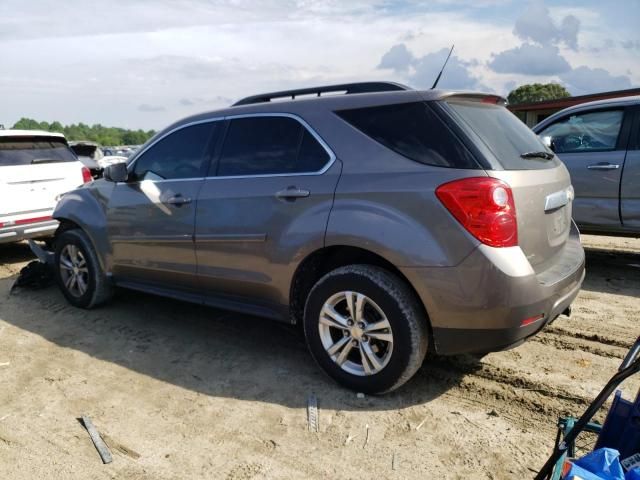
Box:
52;182;114;272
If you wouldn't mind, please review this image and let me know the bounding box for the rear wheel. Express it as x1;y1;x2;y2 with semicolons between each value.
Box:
303;265;428;394
54;229;112;309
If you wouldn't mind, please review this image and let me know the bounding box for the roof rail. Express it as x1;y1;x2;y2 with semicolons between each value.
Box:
232;81;412;106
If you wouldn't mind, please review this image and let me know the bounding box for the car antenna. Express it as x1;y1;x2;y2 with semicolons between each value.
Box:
431;44;455;90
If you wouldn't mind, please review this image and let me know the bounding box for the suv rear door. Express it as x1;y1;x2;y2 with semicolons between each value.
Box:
194;114;341;316
536;107;633;229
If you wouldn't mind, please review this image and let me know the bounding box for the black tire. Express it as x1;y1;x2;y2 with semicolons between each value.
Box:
54;229;113;309
303;265;428;394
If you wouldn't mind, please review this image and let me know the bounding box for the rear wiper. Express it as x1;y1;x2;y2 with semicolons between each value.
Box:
31;158;59;164
520;151;554;160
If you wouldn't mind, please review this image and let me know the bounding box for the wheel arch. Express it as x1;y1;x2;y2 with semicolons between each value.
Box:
53;190;110;272
289;245;432;334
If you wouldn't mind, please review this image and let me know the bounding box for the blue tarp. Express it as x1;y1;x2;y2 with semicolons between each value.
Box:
564;448;640;480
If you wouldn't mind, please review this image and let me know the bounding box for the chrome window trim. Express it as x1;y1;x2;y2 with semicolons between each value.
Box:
124;112;336;184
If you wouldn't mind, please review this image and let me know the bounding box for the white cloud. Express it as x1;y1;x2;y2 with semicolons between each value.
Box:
489;44;571;75
138;104;165;112
378;44;414;72
513;1;580;50
560;66;633;95
0;0;637;129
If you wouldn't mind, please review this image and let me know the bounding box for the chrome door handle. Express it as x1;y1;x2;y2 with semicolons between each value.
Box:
275;187;310;200
587;163;620;170
166;195;192;206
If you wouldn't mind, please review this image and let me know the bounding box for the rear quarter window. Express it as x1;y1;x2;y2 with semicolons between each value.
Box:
445;101;560;170
0;137;77;166
335;101;479;169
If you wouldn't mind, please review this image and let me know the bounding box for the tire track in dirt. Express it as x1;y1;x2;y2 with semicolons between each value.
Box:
544;325;633;350
531;331;626;360
419;355;593;429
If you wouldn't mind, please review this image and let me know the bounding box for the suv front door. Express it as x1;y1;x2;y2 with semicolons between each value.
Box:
107;121;219;293
194;114;341;317
538;108;629;229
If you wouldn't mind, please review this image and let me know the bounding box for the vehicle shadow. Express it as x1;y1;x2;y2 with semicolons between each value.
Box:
581;246;640;299
0;241;37;268
0;275;478;412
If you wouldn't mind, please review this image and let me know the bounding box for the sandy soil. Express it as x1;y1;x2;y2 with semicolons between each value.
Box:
0;235;638;479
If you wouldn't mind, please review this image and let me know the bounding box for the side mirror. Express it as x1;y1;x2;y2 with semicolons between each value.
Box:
103;162;129;182
541;135;556;152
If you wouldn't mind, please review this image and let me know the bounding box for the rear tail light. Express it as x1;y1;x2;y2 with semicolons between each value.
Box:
435;177;518;248
81;167;93;183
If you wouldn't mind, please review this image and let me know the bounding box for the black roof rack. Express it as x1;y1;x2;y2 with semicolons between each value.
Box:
232;81;412;106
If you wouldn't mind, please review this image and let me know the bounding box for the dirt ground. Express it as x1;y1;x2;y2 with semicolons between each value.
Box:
0;235;638;479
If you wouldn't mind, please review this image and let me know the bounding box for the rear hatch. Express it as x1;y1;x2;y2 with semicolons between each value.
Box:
0;136;84;216
442;97;575;273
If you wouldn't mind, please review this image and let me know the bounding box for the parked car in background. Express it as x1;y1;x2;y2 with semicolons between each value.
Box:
49;82;584;393
0;130;91;244
69;141;129;178
69;141;104;178
534;96;640;237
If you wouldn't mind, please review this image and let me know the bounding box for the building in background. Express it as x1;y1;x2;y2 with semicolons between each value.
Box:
508;87;640;127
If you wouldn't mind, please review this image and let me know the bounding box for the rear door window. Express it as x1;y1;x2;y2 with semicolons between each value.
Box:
336;102;479;169
0;137;77;166
217;116;330;176
537;109;624;153
132;122;217;181
445;101;560;170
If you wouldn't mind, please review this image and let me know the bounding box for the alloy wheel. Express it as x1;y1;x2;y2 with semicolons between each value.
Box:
59;244;89;297
318;291;394;376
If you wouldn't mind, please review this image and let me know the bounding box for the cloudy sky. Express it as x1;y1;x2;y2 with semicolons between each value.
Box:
2;0;638;130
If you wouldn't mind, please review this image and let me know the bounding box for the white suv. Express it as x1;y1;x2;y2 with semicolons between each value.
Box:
0;130;91;244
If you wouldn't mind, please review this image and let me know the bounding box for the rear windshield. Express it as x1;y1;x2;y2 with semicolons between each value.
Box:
71;144;103;160
446;101;560;170
336;102;480;169
0;137;77;166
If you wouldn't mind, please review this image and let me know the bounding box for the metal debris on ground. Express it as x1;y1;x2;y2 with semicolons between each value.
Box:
80;415;113;464
0;362;9;367
307;394;319;433
362;424;370;449
10;260;54;294
415;416;428;431
392;452;399;470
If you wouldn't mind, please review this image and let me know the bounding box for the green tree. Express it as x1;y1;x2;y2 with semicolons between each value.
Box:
11;118;155;146
507;83;571;105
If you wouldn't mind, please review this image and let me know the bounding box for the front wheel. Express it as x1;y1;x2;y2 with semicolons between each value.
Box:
303;265;428;394
54;229;113;309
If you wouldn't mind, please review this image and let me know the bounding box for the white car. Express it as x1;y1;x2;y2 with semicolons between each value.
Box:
0;130;91;244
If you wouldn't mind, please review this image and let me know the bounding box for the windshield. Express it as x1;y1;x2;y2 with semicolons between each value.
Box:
71;144;104;160
0;137;77;166
446;101;560;170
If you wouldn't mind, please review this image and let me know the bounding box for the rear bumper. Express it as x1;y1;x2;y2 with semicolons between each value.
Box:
0;219;58;244
401;226;585;355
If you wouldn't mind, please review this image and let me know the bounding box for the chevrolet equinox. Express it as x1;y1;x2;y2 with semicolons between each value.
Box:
50;82;585;393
